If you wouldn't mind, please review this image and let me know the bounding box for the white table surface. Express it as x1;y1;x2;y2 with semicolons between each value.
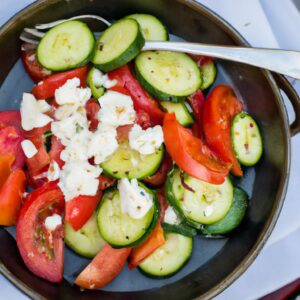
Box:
1;1;300;299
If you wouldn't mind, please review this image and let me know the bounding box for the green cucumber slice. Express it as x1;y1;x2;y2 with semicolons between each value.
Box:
92;18;145;72
166;168;234;225
37;20;95;71
97;185;159;248
160;101;194;127
126;14;169;41
87;67;105;99
65;212;106;258
231;112;263;166
101;142;164;179
200;61;217;90
139;232;192;278
202;187;248;235
135;51;202;102
162;222;197;237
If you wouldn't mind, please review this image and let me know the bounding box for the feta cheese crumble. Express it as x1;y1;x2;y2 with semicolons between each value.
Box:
55;78;91;107
98;91;136;127
118;178;153;219
164;206;181;225
58;161;102;201
88;125;118;164
129;124;164;155
20;93;53;131
44;214;62;231
92;68;117;89
21;139;38;158
47;161;60;182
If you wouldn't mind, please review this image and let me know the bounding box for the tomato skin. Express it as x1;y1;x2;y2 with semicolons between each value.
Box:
163;113;229;184
16;182;64;283
65;190;102;231
98;174;115;191
157;188;168;223
0;126;25;169
189;54;213;67
108;65;164;128
85;99;100;131
0;111;23;134
75;244;131;289
143;153;173;187
49;135;65;168
21;49;52;83
32;65;88;100
0;168;26;226
128;222;165;270
203;85;243;176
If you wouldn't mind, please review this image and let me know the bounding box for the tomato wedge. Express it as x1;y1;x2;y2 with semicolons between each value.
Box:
203;85;243;176
65;190;102;231
163;113;229;184
0;126;25;169
0;111;23;134
16;181;64;283
75;244;131;289
98;174;115;191
128;222;165;270
143;153;173;187
21;48;52;83
32;65;88;100
108;65;164;128
157;188;168;223
86;99;100;131
0;154;26;226
49;135;65;168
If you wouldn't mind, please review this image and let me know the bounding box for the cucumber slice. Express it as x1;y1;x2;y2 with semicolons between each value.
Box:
65;212;106;258
231;112;263;166
126;14;169;41
92;18;145;72
97;185;159;248
160;102;194;127
162;222;197;237
166;168;234;225
87;67;105;99
202;188;248;235
101;142;164;179
37;20;95;71
139;233;192;278
200;61;217;90
135;51;202;102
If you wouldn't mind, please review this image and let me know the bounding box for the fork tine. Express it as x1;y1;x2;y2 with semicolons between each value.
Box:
24;28;45;38
35;14;111;30
19;32;39;45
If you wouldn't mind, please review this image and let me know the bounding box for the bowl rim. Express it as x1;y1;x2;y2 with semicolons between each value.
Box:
0;0;291;299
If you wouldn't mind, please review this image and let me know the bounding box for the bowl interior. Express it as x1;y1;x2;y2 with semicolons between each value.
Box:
0;0;289;299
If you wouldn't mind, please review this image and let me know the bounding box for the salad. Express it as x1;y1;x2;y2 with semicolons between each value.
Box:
0;14;263;289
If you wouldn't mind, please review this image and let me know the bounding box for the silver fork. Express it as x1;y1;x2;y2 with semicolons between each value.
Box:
20;15;300;80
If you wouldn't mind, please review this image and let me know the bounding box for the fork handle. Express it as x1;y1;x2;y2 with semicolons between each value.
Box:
143;41;300;80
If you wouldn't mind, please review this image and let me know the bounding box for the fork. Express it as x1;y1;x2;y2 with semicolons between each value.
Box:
19;14;300;80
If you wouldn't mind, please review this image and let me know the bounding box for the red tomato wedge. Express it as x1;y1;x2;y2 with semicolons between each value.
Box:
157;188;168;223
0;162;26;226
16;181;64;283
189;54;213;67
98;174;115;191
21;48;52;83
86;99;100;131
108;65;164;127
163;113;230;184
75;244;131;289
203;85;243;176
32;65;88;100
143;153;173;187
128;222;165;270
65;190;102;231
0;155;14;187
0;111;23;134
49;135;65;168
0;126;25;169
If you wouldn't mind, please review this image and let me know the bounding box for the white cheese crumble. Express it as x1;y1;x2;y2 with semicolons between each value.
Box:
87;125;118;164
164;206;181;225
98;91;136;127
58;161;102;201
21;139;38;158
51;111;89;146
20;93;53;131
92;68;117;89
129;124;164;155
44;214;62;231
118;178;153;219
47;161;60;182
55;78;91;107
